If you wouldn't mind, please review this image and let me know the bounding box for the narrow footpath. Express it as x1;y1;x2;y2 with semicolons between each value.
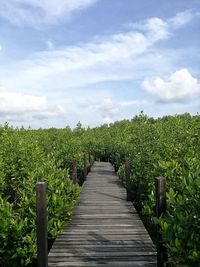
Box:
48;161;157;267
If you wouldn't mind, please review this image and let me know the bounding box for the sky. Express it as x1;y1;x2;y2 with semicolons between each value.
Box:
0;0;200;128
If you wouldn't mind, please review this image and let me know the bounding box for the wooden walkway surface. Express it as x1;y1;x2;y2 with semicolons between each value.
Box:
48;161;157;266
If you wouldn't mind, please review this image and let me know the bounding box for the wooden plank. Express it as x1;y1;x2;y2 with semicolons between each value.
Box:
52;245;156;250
48;161;157;267
48;262;157;267
49;252;157;257
36;182;48;267
49;255;157;262
52;241;155;247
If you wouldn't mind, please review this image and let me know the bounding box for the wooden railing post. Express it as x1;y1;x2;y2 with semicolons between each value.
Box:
136;176;141;202
88;150;91;165
84;152;87;181
155;177;167;267
71;160;78;183
113;153;118;172
125;157;132;201
36;182;48;267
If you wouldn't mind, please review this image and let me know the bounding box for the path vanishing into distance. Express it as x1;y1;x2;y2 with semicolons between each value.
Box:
48;161;157;267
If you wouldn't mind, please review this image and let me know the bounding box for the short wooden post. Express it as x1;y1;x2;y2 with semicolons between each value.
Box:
136;176;141;202
155;177;167;267
125;157;132;201
88;150;91;172
108;153;111;163
71;160;78;183
88;150;91;165
36;182;48;267
110;153;114;165
93;151;96;161
84;152;87;181
114;153;118;172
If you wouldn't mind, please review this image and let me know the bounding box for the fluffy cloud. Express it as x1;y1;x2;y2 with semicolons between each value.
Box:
168;9;197;29
128;9;197;39
0;33;145;92
0;10;198;127
129;17;170;42
0;12;190;93
120;100;147;107
0;0;98;26
0;89;65;121
95;97;147;123
142;69;200;103
97;98;120;123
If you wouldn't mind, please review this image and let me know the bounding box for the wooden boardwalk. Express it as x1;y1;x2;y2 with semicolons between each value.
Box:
48;162;157;266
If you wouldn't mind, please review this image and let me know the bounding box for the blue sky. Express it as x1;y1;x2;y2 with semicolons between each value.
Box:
0;0;200;128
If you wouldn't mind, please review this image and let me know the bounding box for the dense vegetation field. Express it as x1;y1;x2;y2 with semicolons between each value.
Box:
0;113;200;266
90;112;200;266
0;124;90;266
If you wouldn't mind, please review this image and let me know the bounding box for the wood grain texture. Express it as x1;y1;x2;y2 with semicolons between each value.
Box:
48;162;157;267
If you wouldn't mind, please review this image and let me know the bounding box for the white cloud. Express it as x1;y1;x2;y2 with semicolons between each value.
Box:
0;0;98;26
0;45;2;51
146;17;170;41
168;10;197;29
120;100;147;107
97;98;119;122
128;10;195;32
0;89;65;121
77;96;147;123
0;13;180;93
129;17;170;41
0;33;140;91
0;10;198;126
142;69;200;103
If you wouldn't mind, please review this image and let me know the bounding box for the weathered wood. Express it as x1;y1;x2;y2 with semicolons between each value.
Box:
71;160;78;184
125;157;133;201
47;260;155;267
88;150;91;165
136;176;141;201
155;177;166;217
48;162;157;266
84;152;87;181
48;262;157;267
36;182;48;267
49;255;157;262
155;177;167;267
